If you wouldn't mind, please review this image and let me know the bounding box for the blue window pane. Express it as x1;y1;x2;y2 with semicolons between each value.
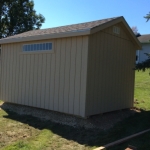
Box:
25;46;27;51
47;43;49;50
43;43;45;50
34;44;36;51
36;44;39;51
28;45;30;51
40;44;43;50
32;44;34;51
49;43;52;50
26;45;28;51
31;44;34;51
25;45;27;51
29;45;31;51
30;45;32;51
46;43;48;50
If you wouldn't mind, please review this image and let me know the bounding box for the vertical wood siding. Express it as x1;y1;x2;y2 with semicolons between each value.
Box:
1;36;88;117
85;23;136;116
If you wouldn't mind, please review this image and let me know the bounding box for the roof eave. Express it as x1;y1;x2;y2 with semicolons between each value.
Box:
0;29;91;44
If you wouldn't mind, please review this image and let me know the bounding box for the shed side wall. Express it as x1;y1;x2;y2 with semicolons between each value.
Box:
85;23;136;116
1;36;88;117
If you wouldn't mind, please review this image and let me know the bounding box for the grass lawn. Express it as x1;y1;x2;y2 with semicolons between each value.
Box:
0;70;150;149
134;70;150;110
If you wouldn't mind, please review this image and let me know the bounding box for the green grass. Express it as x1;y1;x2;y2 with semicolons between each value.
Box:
0;70;150;149
134;70;150;110
2;129;54;150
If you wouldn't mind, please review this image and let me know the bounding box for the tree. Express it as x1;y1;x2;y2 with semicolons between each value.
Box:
135;53;150;72
144;12;150;22
135;13;150;71
131;26;141;37
0;0;45;38
131;26;138;34
0;1;8;38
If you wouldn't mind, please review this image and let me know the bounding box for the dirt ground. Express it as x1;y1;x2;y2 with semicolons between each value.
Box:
0;102;136;130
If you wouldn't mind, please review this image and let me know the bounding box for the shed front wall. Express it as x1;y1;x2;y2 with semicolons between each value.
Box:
1;36;88;117
85;23;136;116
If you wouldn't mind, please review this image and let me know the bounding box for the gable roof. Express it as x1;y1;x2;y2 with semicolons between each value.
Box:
0;16;141;49
138;34;150;43
4;17;118;40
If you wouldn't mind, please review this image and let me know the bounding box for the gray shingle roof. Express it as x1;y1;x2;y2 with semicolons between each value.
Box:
4;17;120;40
138;34;150;43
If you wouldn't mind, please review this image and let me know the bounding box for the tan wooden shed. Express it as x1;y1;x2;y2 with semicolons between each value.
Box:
0;16;141;118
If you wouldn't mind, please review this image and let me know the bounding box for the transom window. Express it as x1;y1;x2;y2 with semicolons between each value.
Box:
23;43;52;52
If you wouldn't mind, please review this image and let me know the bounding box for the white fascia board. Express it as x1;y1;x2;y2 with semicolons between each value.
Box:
0;29;91;44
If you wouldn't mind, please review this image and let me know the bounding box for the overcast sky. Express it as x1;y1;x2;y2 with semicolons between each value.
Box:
34;0;150;34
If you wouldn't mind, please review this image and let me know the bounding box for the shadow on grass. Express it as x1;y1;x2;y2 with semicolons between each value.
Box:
1;102;150;148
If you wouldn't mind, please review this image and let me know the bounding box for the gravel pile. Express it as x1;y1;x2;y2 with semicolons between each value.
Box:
0;102;135;130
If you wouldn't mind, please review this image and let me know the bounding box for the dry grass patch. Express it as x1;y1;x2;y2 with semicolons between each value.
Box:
0;107;92;150
0;111;40;148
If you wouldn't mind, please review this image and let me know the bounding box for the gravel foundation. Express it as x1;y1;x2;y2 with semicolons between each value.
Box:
0;102;136;130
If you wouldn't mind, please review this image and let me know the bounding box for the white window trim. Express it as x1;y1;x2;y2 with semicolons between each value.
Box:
21;42;54;54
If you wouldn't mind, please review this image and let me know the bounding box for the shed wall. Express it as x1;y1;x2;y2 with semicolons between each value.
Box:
1;36;88;117
85;23;136;116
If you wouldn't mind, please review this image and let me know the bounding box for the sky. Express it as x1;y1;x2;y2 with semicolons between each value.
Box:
33;0;150;34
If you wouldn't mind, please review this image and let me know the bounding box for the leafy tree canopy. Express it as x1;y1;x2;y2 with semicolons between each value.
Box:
131;26;141;37
0;0;45;38
131;26;138;34
144;12;150;22
136;53;150;72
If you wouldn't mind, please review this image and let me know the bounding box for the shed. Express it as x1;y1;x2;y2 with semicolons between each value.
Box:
0;16;141;118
